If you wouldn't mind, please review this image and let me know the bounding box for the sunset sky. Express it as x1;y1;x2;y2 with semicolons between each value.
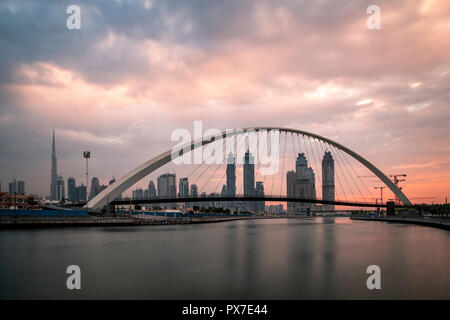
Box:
0;0;449;203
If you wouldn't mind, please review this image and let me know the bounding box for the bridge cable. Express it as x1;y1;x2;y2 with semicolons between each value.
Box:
306;136;323;201
280;132;291;197
213;129;248;195
270;131;282;196
312;136;327;201
337;147;377;202
327;143;358;203
332;144;367;203
199;132;235;195
237;129;258;196
278;131;288;197
326;142;355;202
260;129;271;196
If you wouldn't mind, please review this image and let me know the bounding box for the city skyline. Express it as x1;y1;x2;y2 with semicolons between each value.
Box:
0;1;449;203
2;126;444;209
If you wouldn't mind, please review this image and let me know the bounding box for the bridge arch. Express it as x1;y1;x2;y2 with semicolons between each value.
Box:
86;127;411;209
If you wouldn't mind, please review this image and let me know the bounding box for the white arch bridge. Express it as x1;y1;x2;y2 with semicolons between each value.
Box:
85;127;411;210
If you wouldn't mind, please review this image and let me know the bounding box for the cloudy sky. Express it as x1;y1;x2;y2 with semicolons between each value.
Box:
0;0;449;202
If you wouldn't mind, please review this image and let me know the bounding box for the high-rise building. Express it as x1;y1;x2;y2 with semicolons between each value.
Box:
243;150;255;212
158;173;176;197
132;188;144;200
157;173;176;208
67;177;76;201
295;152;316;203
76;184;86;202
220;184;227;209
89;177;100;200
255;181;265;213
190;184;198;208
8;178;17;195
57;175;65;201
145;180;156;199
17;180;25;195
226;153;236;210
322;151;335;211
50;128;58;200
287;153;316;214
286;170;297;214
190;184;198;197
178;178;189;198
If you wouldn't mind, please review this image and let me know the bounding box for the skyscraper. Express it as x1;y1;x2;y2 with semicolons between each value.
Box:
158;173;176;197
226;153;236;210
190;184;198;197
286;171;297;214
16;180;25;195
50;128;58;200
146;180;156;199
57;175;65;201
286;153;316;214
255;181;265;213
8;178;17;195
220;184;227;209
190;184;198;208
322;151;335;212
178;178;189;198
243;150;255;212
158;173;176;208
295;153;316;201
132;188;144;200
76;184;86;202
67;177;76;201
89;177;100;200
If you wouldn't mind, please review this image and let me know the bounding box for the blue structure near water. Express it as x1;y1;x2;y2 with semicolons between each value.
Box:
116;210;252;218
0;208;88;217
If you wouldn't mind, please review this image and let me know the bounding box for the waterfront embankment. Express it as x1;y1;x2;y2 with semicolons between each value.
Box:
350;216;450;230
0;215;264;228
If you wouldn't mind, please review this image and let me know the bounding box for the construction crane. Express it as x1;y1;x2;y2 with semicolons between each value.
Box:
390;174;406;186
359;174;408;205
389;174;406;205
374;186;386;205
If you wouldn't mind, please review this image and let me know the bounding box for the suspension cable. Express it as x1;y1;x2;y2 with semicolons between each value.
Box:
332;144;367;202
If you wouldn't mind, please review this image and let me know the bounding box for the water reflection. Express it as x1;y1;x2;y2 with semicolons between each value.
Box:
0;217;449;299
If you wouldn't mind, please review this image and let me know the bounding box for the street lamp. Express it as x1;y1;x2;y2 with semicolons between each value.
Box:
83;151;90;203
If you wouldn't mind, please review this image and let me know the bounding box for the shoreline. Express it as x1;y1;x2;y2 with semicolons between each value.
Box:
0;215;275;229
0;215;348;229
350;216;450;231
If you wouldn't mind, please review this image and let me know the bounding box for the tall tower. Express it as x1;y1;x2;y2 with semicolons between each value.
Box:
255;181;265;213
243;150;255;212
296;153;316;213
226;153;236;210
50;128;58;200
89;177;100;200
178;178;189;198
67;177;76;201
322;151;335;212
286;170;296;214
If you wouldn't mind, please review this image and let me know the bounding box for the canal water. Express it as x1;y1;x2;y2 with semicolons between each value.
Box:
0;217;449;299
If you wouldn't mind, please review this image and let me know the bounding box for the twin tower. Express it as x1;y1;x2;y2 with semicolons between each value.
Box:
287;151;335;214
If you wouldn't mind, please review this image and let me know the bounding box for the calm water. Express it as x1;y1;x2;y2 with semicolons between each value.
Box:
0;217;449;299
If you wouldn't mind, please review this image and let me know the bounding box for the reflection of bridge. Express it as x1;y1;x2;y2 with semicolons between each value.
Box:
111;195;405;208
86;127;412;210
